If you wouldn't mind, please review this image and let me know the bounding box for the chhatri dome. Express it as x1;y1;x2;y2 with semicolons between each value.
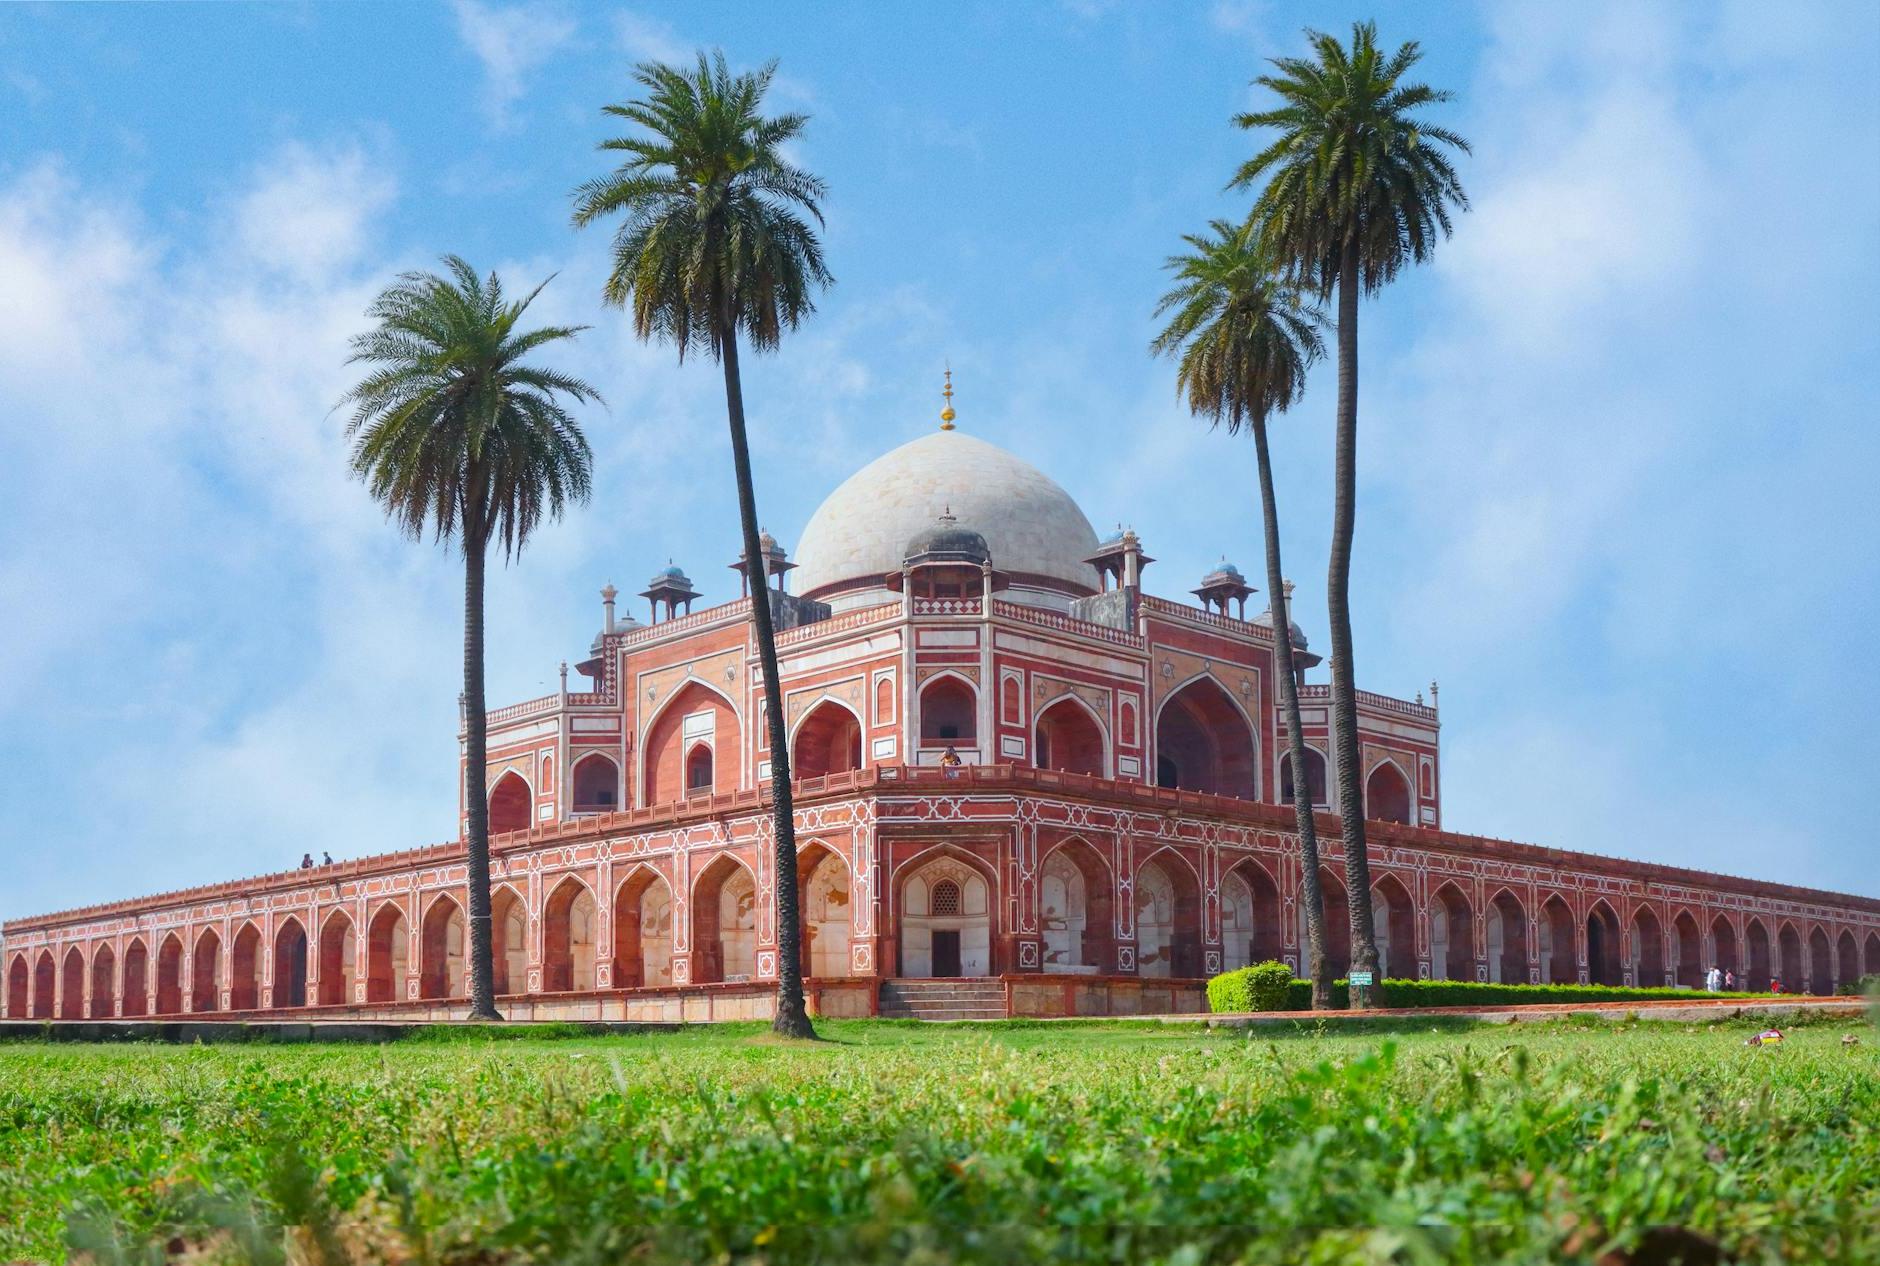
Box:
792;380;1101;611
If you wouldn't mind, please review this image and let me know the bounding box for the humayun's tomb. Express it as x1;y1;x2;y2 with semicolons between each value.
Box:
6;405;1879;1022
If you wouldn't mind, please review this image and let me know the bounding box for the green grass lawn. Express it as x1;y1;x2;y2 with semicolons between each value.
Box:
2;1015;1876;1264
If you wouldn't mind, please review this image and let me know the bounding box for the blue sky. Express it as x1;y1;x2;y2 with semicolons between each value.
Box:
2;1;1876;921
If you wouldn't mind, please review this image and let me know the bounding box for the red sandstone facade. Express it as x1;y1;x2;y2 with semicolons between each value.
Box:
7;427;1878;1022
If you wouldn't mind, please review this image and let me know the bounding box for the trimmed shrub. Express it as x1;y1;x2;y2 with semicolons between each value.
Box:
1206;961;1296;1013
1206;971;1766;1013
1836;974;1880;998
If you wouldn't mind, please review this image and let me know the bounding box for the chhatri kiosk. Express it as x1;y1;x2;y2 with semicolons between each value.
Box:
7;391;1879;1021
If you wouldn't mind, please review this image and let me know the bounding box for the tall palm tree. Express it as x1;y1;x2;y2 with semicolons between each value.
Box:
1152;219;1335;1008
341;256;600;1022
572;51;831;1039
1234;21;1468;1008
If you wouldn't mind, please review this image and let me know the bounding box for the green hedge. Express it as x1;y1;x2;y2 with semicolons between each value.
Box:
1836;974;1880;998
1206;969;1766;1013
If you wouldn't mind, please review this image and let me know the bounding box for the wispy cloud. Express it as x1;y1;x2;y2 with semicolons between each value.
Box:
451;0;576;128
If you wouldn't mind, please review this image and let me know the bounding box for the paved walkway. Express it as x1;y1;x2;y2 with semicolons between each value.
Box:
1190;995;1867;1029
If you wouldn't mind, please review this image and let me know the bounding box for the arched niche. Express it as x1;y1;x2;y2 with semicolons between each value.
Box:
273;920;308;1008
691;856;758;984
317;912;355;1007
899;852;994;978
1280;747;1329;808
1154;676;1257;799
1222;858;1283;971
1585;901;1622;985
644;681;738;805
1431;883;1475;982
60;947;85;1020
7;954;29;1019
230;923;264;1012
1318;869;1352;977
1135;852;1201;978
88;944;117;1019
613;868;675;989
1370;875;1416;979
1365;761;1413;825
919;675;978;747
1634;906;1666;985
489;771;532;836
1039;839;1116;974
793;701;863;781
1035;696;1106;778
799;845;856;978
542;878;599;993
367;905;409;1004
1672;911;1703;989
1537;896;1575;984
1485;890;1528;984
571;753;621;813
420;896;466;1000
491;886;528;996
32;950;54;1019
121;939;150;1018
155;936;183;1015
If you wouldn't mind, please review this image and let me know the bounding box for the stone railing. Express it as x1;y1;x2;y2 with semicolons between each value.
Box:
618;598;753;646
991;600;1142;648
912;597;981;616
487;694;559;727
1297;684;1438;722
776;602;899;645
1138;594;1272;639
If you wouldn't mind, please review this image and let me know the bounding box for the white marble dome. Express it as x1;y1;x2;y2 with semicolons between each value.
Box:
792;428;1101;610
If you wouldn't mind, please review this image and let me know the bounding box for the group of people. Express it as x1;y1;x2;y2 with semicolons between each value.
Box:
297;852;334;870
1705;966;1787;993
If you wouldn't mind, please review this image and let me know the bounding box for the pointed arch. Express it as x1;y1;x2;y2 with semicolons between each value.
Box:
1431;882;1475;982
1038;837;1117;974
60;946;85;1020
1744;916;1771;991
490;883;528;995
1865;931;1880;978
1835;929;1859;991
798;842;857;978
1280;745;1329;808
120;937;149;1017
570;752;622;813
1364;759;1413;825
542;875;599;992
154;934;183;1015
1153;673;1258;799
897;845;997;977
365;903;409;1004
6;953;28;1019
792;698;865;781
1485;888;1528;984
613;865;675;989
1035;693;1108;778
88;944;117;1019
1710;915;1739;981
1630;905;1665;985
488;770;533;837
419;894;466;1000
691;854;758;984
273;917;308;1008
317;910;356;1007
1776;921;1804;991
643;679;740;804
191;927;222;1012
1134;846;1201;978
1807;926;1833;996
230;921;264;1012
1370;874;1416;979
1669;909;1703;989
1538;895;1575;984
1223;856;1284;968
918;672;979;746
31;950;54;1019
1584;899;1623;986
1318;867;1352;977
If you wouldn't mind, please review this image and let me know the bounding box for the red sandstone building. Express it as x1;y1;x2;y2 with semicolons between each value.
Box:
7;413;1879;1022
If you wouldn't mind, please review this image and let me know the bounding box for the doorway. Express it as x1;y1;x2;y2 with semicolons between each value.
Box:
932;929;962;977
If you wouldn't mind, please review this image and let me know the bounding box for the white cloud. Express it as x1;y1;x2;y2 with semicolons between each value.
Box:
613;9;687;67
451;0;576;127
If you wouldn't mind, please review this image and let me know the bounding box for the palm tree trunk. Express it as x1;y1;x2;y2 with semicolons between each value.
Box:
719;324;817;1040
1250;412;1332;1009
1329;238;1381;1009
462;503;502;1021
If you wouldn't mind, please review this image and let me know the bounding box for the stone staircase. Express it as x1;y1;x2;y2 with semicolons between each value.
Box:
878;978;1008;1021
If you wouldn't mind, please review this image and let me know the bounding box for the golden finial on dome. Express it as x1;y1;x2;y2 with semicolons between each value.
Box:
939;365;956;430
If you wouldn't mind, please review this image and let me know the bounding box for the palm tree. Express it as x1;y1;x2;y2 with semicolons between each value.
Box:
1152;219;1335;1008
571;51;831;1039
341;256;601;1022
1233;21;1469;1008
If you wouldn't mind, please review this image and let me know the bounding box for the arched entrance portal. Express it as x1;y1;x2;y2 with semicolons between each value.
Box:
420;897;466;1000
799;846;856;978
490;887;528;996
1039;840;1115;974
1486;890;1528;984
1365;762;1412;824
1371;876;1416;979
1538;897;1575;984
612;869;675;989
1634;907;1666;985
1221;859;1283;971
692;858;758;984
1586;903;1623;986
1035;698;1106;778
1135;853;1200;978
488;771;532;836
900;854;993;978
793;702;863;781
1154;677;1256;798
1431;884;1475;982
230;924;263;1011
317;913;355;1007
1745;919;1772;991
542;879;599;993
89;945;117;1019
273;920;308;1008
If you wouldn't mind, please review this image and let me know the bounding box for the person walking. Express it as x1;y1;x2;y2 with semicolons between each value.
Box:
1724;969;1736;992
1705;965;1722;993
